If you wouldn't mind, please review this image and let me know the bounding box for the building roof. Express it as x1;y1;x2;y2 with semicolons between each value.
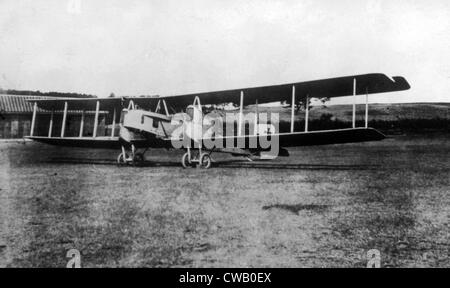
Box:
0;95;51;113
0;94;105;114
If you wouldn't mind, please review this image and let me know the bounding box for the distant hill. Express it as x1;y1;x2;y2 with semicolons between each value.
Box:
240;103;450;122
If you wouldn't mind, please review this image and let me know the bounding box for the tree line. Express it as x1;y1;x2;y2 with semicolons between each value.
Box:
0;89;96;98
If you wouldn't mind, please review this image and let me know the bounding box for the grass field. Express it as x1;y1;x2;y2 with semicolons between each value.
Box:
0;134;449;267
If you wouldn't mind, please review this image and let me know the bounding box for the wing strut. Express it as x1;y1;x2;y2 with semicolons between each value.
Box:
290;85;295;133
238;91;244;136
352;78;356;128
162;100;170;116
254;99;259;136
111;108;116;137
30;102;37;137
61;101;68;137
305;94;309;132
352;80;370;129
155;100;161;113
79;110;85;137
93;100;100;138
48;110;54;137
154;99;170;116
365;87;369;128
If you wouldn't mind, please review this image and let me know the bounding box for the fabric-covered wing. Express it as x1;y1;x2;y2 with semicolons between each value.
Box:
160;73;410;109
172;127;386;150
29;73;409;111
26;136;171;149
26;136;123;149
27;97;162;112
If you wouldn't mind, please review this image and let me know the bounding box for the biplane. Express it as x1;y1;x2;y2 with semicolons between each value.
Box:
26;73;410;169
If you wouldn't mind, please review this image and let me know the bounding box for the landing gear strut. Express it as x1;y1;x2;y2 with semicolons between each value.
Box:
117;144;147;166
181;147;212;169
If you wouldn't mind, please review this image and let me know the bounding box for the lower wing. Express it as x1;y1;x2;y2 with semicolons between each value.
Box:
26;127;385;150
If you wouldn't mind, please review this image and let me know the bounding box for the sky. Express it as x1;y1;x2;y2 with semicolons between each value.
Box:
0;0;449;104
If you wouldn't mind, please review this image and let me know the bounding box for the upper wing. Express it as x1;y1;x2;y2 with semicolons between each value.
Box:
28;97;123;111
160;73;410;109
27;96;160;112
29;73;410;111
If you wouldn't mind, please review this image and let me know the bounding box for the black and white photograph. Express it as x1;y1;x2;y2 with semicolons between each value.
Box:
0;0;448;271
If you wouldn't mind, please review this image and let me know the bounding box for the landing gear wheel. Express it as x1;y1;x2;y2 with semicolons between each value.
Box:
181;152;191;169
181;152;192;169
132;153;145;166
117;152;129;166
200;153;212;169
